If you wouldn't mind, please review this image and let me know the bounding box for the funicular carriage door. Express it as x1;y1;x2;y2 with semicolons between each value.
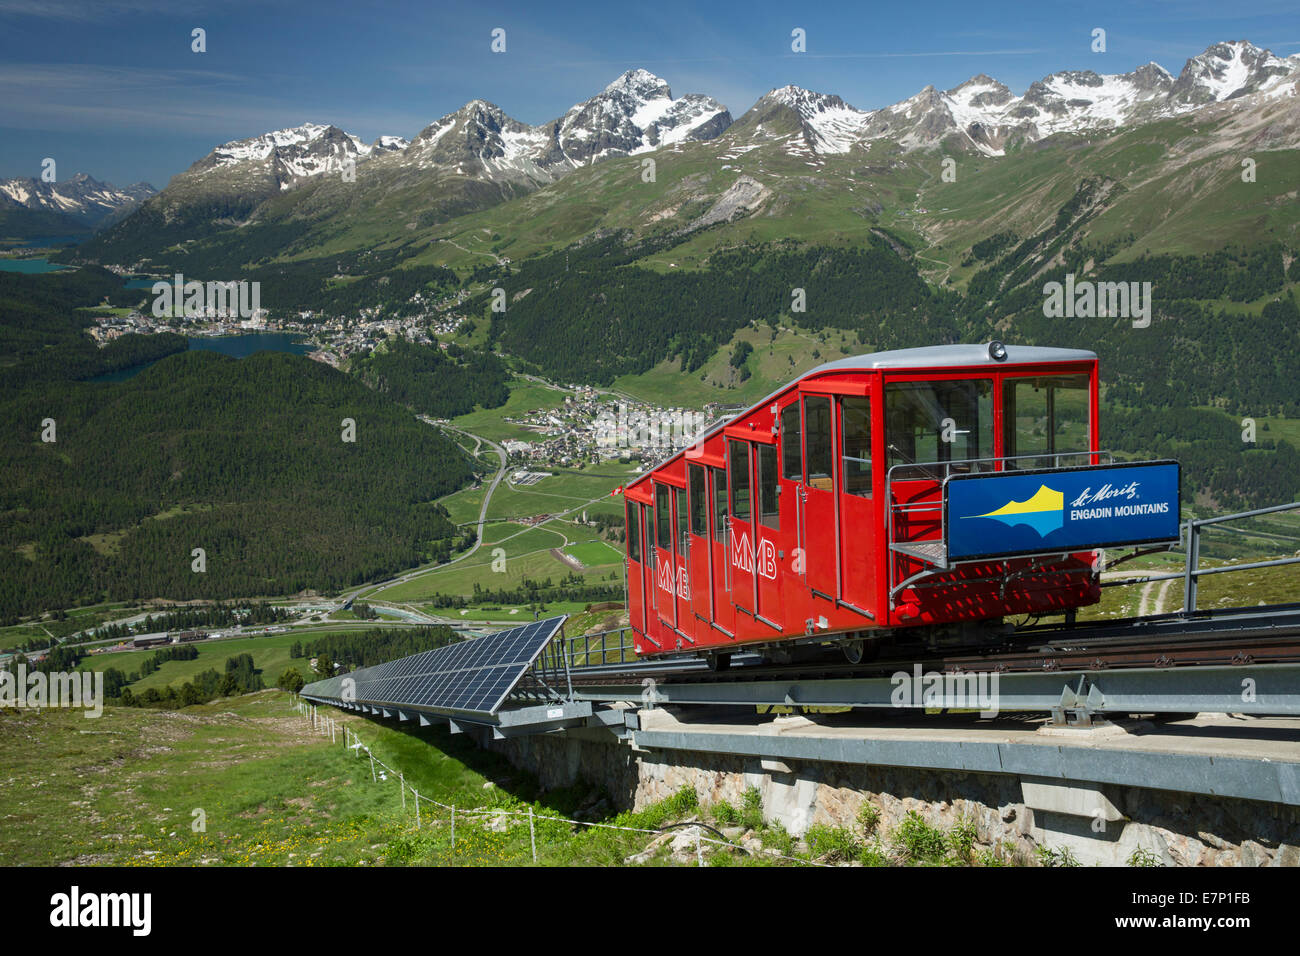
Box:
639;502;655;640
709;466;735;636
653;482;676;629
687;464;713;631
837;394;876;616
780;399;809;631
754;441;784;630
800;394;837;604
674;485;694;643
625;497;647;635
727;439;755;616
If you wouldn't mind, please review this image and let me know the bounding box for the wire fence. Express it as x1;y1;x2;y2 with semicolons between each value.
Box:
293;698;832;867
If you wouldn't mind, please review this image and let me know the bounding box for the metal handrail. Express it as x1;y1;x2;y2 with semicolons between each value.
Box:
564;625;637;669
885;449;1111;486
1100;501;1300;612
1097;502;1300;613
884;451;1113;599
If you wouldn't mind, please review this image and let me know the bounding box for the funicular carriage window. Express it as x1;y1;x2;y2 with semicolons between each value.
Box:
840;396;872;496
712;467;728;537
1003;374;1090;469
688;464;707;537
676;486;688;555
758;444;779;529
885;380;993;479
655;484;671;552
781;402;802;480
627;500;641;562
804;396;832;490
728;440;751;520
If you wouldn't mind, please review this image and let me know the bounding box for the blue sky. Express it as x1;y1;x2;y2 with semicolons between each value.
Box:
0;0;1297;188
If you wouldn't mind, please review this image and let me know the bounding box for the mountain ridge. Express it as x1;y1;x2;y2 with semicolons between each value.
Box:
0;173;155;232
167;39;1300;190
72;39;1300;274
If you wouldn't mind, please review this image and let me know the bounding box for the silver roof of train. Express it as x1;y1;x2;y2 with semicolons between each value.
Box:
804;343;1096;375
626;343;1096;487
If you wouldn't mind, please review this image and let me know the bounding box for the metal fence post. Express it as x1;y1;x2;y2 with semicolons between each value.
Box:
369;751;376;782
415;791;420;828
529;807;537;863
1182;517;1199;613
451;807;456;849
400;773;406;809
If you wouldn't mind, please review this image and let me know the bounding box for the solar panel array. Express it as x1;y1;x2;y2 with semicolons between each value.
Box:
299;616;565;718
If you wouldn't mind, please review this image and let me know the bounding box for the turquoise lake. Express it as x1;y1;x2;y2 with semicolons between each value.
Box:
91;333;315;382
0;257;73;274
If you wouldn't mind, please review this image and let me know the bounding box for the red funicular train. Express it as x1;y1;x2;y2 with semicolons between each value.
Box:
621;343;1181;666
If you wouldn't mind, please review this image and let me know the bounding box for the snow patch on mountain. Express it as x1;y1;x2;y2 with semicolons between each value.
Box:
0;172;156;226
753;40;1300;158
197;123;409;188
764;86;874;153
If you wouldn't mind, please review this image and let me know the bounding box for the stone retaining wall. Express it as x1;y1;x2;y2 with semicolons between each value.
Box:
487;727;1300;866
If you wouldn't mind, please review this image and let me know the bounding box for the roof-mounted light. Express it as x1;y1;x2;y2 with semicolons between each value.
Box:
988;341;1008;362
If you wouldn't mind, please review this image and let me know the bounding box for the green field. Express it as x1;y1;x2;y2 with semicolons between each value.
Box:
484;465;634;522
370;464;630;603
439;483;489;526
77;630;341;692
0;623;53;652
564;540;624;567
0;602;139;652
449;378;569;443
429;599;601;623
373;521;623;603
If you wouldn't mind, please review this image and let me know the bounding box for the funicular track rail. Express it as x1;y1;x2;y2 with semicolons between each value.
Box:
521;603;1300;721
558;602;1300;687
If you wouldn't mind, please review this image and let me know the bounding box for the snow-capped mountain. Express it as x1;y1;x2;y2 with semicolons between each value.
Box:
745;40;1300;157
183;70;730;194
86;70;731;258
747;87;874;154
403;100;558;180
79;41;1300;269
0;172;155;227
1170;41;1298;107
167;42;1297;198
398;69;730;183
554;69;731;163
191;123;409;190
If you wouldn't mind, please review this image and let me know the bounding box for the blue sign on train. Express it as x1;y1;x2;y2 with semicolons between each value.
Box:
945;460;1180;562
